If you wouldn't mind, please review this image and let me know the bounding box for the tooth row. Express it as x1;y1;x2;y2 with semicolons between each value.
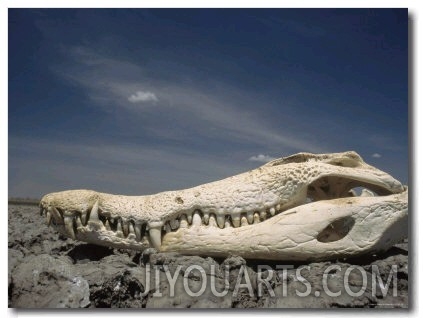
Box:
39;201;285;250
40;204;149;242
161;204;285;233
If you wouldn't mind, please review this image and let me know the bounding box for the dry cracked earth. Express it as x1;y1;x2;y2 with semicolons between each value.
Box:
8;203;409;308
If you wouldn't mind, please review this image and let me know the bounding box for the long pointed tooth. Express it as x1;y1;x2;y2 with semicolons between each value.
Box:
269;207;276;216
208;214;217;227
90;201;99;221
216;215;225;229
81;213;87;225
180;215;188;228
116;219;124;237
247;212;254;224
129;222;135;235
149;226;162;250
105;219;111;230
186;213;193;225
241;216;248;227
231;215;241;228
135;224;142;240
64;216;76;240
122;218;129;237
203;213;209;225
46;211;52;226
253;212;260;224
192;212;202;226
50;207;61;220
276;204;281;211
127;222;136;240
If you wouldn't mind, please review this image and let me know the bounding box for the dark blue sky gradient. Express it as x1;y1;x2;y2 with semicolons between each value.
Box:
9;9;408;197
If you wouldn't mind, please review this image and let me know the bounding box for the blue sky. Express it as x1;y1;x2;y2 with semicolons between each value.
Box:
8;9;408;198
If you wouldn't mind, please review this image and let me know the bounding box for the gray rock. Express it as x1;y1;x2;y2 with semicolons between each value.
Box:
11;254;90;308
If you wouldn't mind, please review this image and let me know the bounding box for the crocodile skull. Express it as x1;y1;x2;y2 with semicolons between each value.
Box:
39;151;408;261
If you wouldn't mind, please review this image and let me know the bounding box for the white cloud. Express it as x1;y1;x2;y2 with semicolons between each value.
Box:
248;154;276;163
128;91;158;103
372;153;382;158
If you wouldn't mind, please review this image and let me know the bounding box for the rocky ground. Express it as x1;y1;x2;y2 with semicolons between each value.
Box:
8;204;409;308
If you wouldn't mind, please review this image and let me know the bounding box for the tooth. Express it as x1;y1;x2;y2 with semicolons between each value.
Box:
231;215;241;227
39;206;44;216
87;201;105;230
116;219;124;237
122;218;129;237
224;219;231;228
105;219;111;230
192;211;202;226
127;222;136;239
216;215;225;228
90;201;100;221
108;218;115;230
276;204;281;211
46;211;52;226
50;207;61;220
208;214;217;227
135;223;142;240
260;210;267;220
186;213;193;224
247;212;254;224
180;215;188;228
270;207;276;216
81;213;87;225
203;213;209;225
253;212;260;224
241;216;248;227
75;216;83;228
149;226;162;250
64;216;76;240
129;222;135;234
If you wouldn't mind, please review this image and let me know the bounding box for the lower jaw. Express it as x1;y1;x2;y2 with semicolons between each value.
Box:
52;224;151;251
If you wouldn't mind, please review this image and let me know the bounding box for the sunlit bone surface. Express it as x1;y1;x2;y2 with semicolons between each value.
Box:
39;151;408;261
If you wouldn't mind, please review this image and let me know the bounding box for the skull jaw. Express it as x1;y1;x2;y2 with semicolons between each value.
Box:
160;191;408;261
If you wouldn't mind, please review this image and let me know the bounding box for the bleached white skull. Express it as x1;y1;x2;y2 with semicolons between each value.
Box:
40;151;407;261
